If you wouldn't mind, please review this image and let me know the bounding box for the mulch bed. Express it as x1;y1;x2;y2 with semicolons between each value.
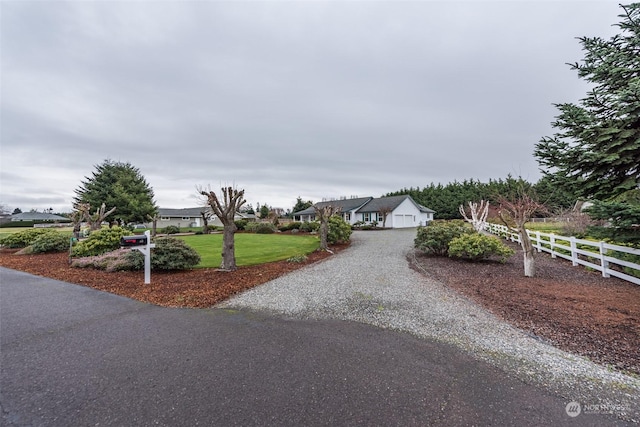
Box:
409;241;640;376
0;246;345;308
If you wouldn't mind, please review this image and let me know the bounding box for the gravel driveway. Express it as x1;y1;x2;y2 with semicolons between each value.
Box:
221;229;640;422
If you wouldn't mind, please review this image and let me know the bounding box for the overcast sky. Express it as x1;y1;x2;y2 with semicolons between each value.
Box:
0;1;622;213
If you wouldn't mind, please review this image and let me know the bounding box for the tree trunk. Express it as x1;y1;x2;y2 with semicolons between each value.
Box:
221;223;237;271
151;218;157;238
319;220;328;251
202;214;209;234
518;225;536;277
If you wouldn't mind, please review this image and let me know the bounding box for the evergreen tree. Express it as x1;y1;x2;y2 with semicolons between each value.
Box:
74;160;157;225
535;4;640;200
292;197;313;213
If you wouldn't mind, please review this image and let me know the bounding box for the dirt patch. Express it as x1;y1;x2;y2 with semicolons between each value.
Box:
409;241;640;376
0;245;346;308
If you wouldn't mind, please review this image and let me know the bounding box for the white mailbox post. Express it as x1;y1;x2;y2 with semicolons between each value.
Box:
120;230;156;284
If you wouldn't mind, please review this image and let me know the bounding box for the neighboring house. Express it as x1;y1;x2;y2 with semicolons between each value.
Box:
292;197;373;225
155;207;255;229
156;208;207;229
10;212;70;222
292;195;434;229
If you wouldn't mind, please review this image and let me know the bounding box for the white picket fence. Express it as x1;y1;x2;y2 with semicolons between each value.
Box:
484;223;640;286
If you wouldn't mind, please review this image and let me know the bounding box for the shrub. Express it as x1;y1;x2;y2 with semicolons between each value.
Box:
279;222;302;232
31;231;70;253
414;220;473;256
234;219;248;230
255;223;277;234
328;215;352;244
300;221;320;233
0;229;57;248
286;254;308;263
448;233;515;263
71;248;142;272
72;226;128;257
150;237;201;270
71;238;201;271
163;225;180;235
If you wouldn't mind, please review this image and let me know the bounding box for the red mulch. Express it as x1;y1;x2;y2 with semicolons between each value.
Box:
0;246;345;308
409;241;640;376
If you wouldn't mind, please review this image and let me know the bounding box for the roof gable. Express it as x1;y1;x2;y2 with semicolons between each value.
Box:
158;207;208;217
293;197;373;216
357;195;435;214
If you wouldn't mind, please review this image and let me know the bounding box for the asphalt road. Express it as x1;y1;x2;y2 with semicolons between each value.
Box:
0;268;629;426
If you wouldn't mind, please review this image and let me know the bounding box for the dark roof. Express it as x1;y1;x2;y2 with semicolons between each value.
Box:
11;212;70;221
292;197;373;216
158;207;208;217
356;195;435;214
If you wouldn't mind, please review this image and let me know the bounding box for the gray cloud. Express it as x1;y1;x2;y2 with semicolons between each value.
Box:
1;1;622;212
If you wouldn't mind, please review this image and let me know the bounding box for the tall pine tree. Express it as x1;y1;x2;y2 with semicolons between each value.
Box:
74;160;157;226
535;3;640;200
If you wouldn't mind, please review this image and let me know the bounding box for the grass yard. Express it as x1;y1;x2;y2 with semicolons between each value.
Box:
178;233;320;268
524;222;565;233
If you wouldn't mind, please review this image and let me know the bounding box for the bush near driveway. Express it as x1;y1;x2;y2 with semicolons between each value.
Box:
448;233;515;263
0;228;60;249
414;220;473;256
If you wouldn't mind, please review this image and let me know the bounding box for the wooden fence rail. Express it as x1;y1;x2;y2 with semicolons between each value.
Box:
484;223;640;286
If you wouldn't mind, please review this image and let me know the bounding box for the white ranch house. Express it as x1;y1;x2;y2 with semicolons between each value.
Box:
153;208;255;229
292;195;434;228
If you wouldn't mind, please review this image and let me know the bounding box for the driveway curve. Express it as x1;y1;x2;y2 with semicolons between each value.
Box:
221;229;640;422
0;229;637;425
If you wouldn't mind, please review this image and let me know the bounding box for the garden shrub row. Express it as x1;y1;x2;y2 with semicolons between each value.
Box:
415;220;513;262
71;237;201;271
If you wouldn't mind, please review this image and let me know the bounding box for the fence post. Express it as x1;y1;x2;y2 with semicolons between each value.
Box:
535;231;541;252
550;234;556;258
570;236;578;266
599;241;610;278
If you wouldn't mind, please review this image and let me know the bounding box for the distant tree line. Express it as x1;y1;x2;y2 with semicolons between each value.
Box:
386;175;574;220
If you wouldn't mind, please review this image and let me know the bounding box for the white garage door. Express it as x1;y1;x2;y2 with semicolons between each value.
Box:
394;214;414;228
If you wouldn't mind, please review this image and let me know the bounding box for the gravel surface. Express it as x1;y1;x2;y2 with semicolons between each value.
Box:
220;229;640;422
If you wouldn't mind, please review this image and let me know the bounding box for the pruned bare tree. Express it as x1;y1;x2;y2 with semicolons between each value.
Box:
378;206;393;228
459;200;490;232
147;213;159;238
314;204;341;251
497;193;546;278
200;207;210;235
70;203;90;239
88;203;116;231
199;186;246;271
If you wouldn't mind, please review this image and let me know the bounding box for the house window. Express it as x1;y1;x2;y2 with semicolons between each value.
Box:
344;212;351;221
160;216;170;221
182;216;190;221
363;213;371;222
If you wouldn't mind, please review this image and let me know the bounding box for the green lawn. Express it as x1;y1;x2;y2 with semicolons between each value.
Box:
524;222;565;233
178;233;320;268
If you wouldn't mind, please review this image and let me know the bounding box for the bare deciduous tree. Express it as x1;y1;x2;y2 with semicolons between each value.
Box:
199;186;246;271
459;200;490;232
378;206;393;228
89;203;116;231
70;203;90;239
200;207;210;235
497;193;546;278
147;213;159;238
314;204;341;251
